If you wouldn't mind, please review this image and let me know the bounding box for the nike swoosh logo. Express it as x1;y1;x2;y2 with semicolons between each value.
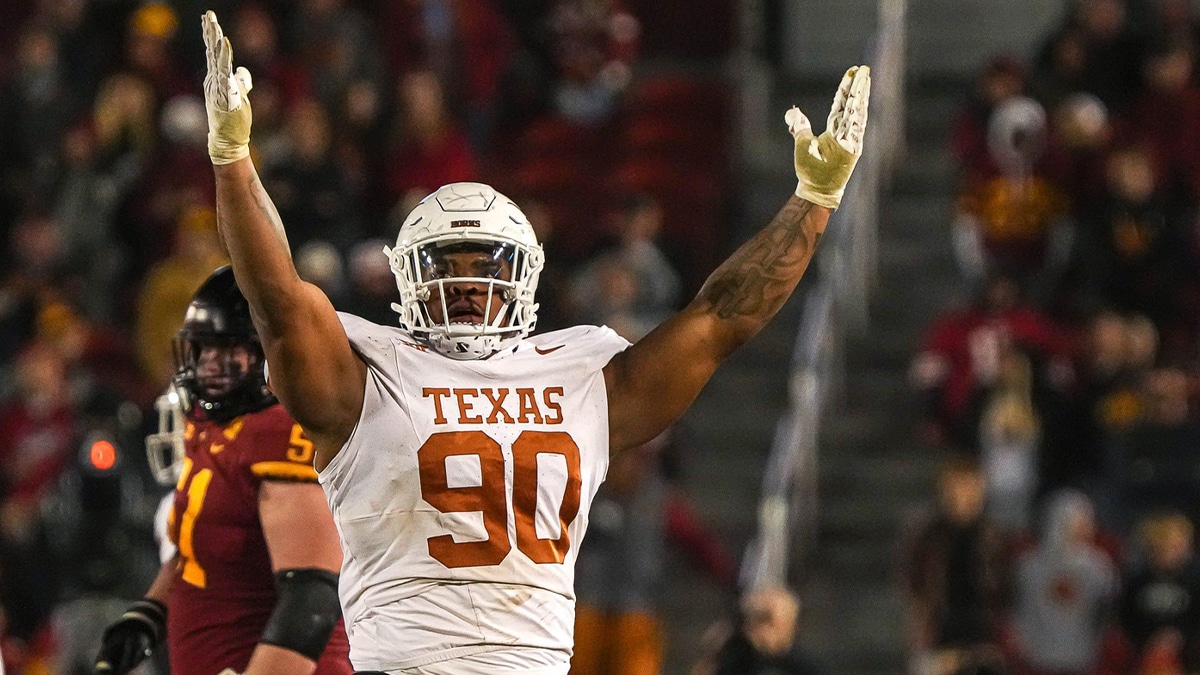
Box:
535;345;565;355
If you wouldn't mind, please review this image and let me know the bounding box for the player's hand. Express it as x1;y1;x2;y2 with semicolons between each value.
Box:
94;599;167;674
785;65;870;209
202;10;254;165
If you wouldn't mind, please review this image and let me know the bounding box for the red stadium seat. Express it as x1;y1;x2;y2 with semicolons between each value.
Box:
503;115;613;165
617;114;730;170
626;74;732;121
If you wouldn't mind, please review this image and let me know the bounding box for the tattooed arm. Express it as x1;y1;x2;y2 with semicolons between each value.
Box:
604;66;869;453
212;159;365;469
604;197;828;453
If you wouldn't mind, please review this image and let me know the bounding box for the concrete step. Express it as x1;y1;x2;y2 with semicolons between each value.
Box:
820;405;907;448
811;529;902;581
868;284;963;336
840;366;913;400
904;0;1063;77
821;448;938;490
799;583;907;674
903;92;960;144
891;146;958;196
779;0;881;79
696;366;787;405
829;409;919;445
843;337;917;373
684;412;779;455
872;237;958;282
819;487;925;542
820;422;921;466
880;193;956;238
793;91;961;675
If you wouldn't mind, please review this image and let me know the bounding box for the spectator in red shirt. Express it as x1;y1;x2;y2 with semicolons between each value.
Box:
910;272;1074;448
230;4;312;112
547;0;640;125
0;340;77;516
382;70;478;218
376;0;515;150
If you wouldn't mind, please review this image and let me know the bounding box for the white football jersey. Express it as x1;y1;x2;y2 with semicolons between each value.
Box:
320;313;630;672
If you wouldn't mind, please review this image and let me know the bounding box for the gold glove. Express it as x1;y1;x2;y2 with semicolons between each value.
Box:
786;65;871;209
202;10;254;165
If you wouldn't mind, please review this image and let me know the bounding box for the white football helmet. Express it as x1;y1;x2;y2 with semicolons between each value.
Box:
385;182;544;360
146;384;187;486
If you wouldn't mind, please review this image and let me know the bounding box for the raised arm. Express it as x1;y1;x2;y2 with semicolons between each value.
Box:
605;66;871;453
202;11;364;461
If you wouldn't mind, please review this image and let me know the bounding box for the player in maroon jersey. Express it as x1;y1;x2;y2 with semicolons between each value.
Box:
94;266;351;675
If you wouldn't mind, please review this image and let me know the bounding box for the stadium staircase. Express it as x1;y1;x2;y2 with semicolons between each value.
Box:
594;0;1074;671
660;74;972;673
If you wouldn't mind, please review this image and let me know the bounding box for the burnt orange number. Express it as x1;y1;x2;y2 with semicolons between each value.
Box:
512;431;581;563
418;431;510;568
418;430;584;568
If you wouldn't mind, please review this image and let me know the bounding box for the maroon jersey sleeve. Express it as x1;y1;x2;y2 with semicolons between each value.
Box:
232;404;321;484
166;404;350;675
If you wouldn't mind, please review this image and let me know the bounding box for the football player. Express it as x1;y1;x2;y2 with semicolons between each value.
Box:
199;8;868;675
93;267;352;675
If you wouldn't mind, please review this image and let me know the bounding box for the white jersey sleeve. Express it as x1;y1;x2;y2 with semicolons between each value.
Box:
321;313;629;672
154;492;178;564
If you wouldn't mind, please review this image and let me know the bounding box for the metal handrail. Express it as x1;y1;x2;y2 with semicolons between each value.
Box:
741;0;906;591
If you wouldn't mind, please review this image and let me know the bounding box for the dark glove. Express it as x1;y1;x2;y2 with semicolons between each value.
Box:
94;598;167;674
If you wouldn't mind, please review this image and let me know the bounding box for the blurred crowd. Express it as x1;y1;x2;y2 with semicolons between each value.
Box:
0;0;741;673
903;1;1200;674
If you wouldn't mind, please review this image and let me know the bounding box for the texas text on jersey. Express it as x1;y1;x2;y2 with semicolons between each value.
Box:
322;316;627;672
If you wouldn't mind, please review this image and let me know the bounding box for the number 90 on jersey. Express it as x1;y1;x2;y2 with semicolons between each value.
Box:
417;430;582;568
